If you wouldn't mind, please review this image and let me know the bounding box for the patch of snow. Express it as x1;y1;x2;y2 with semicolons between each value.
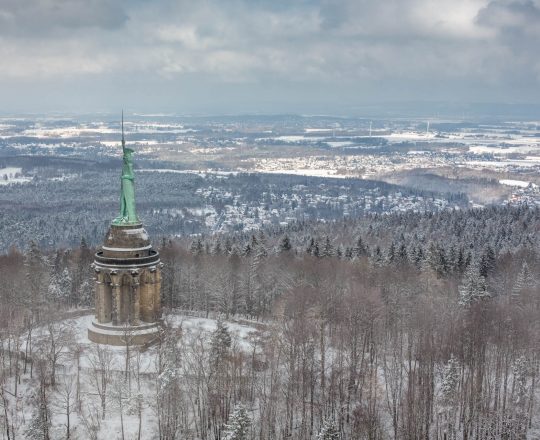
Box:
269;135;325;143
252;168;356;179
499;179;537;188
139;169;238;176
305;128;333;133
187;206;216;216
467;158;540;168
327;141;353;148
190;147;236;154
384;131;437;141
0;167;32;185
469;145;540;155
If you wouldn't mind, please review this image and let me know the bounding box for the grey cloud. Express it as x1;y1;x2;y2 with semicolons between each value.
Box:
475;0;540;77
0;0;128;36
0;0;539;113
477;0;540;33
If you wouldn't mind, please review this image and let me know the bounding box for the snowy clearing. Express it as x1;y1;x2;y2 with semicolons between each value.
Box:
499;179;537;188
0;167;31;185
469;145;540;155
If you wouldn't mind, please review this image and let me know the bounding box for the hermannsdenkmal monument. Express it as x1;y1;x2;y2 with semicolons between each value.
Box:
88;114;162;345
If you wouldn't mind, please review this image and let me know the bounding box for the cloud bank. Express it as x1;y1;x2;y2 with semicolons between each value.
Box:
0;0;538;114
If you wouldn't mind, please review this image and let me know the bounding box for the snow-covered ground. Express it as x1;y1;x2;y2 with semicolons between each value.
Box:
69;314;258;372
0;167;31;185
469;158;540;168
469;144;540;155
100;140;163;147
252;168;355;179
327;141;354;148
190;147;236;154
383;131;437;141
165;314;258;350
2;313;261;439
138;169;239;177
22;126;117;138
499;179;537;188
304;128;333;133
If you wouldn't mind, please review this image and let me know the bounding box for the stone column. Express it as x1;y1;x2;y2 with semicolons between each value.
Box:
146;267;157;321
110;271;120;326
131;270;140;325
155;264;163;319
95;270;104;322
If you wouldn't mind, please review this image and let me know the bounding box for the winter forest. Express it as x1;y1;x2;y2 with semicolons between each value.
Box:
3;0;540;434
0;205;539;439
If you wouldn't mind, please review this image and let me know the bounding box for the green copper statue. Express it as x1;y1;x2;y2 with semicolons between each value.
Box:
113;112;139;225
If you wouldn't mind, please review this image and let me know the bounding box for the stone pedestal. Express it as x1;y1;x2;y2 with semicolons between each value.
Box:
88;321;161;346
88;223;162;345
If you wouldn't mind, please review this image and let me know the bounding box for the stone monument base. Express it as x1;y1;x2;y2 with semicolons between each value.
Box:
88;321;161;346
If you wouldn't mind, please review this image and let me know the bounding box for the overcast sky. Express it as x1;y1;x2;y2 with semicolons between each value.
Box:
1;0;539;115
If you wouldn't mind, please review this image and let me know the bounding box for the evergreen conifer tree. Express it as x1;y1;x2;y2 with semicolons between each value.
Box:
353;237;368;257
223;405;251;440
278;235;292;253
210;319;232;368
440;355;459;403
242;242;252;257
322;236;334;258
512;261;535;301
459;263;489;306
212;240;222;255
386;242;396;264
479;245;496;278
397;243;408;265
190;238;203;255
317;418;340;440
307;238;316;255
25;400;50;440
371;245;383;267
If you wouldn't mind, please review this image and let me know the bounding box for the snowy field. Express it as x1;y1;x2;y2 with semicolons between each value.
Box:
252;168;354;179
0;167;31;185
499;179;538;188
138;169;239;177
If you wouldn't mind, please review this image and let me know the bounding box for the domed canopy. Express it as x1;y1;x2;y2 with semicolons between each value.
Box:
95;224;159;267
102;223;150;256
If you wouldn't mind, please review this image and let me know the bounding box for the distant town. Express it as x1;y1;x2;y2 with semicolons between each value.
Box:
0;114;539;250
